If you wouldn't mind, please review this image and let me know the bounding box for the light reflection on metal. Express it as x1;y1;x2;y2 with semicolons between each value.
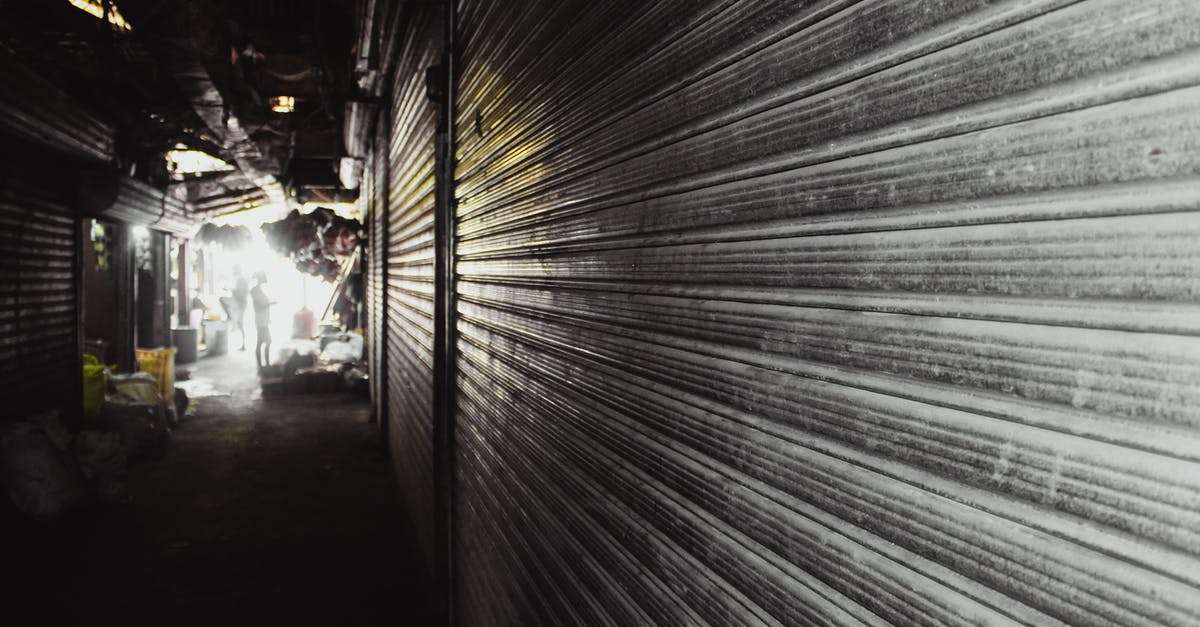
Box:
427;1;1200;624
67;0;132;31
271;96;296;113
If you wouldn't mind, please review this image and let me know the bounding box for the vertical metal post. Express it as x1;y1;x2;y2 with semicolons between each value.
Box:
114;223;136;372
433;0;458;623
160;232;171;348
176;240;189;324
71;214;85;428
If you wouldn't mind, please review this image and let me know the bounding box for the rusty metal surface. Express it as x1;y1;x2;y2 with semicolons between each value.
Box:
445;0;1200;624
380;5;442;576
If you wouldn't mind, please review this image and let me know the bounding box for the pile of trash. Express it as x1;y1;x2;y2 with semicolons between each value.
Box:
260;331;368;396
261;207;362;281
0;356;188;521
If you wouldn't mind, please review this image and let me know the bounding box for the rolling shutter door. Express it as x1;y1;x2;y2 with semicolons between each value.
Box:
0;47;114;164
0;179;79;419
365;137;384;424
384;7;441;571
451;0;1200;624
103;178;193;235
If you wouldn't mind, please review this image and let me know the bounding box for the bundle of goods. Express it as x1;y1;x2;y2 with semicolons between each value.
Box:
261;207;362;281
195;222;253;250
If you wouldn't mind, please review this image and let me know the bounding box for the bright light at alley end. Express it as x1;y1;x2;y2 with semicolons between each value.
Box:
271;96;296;114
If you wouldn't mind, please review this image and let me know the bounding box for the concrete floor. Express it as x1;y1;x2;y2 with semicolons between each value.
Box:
7;349;432;625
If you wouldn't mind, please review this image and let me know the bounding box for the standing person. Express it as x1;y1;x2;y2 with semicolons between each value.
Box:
231;265;250;350
250;272;272;369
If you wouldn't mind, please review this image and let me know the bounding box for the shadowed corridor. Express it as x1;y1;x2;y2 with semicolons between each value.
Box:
7;351;432;625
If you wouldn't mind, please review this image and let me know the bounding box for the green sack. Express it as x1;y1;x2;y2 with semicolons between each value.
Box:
82;354;107;420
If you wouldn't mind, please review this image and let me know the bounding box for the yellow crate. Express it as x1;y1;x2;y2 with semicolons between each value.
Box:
135;347;176;405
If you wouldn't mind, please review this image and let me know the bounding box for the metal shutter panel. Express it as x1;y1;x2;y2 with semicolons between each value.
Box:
0;48;114;164
451;0;1200;624
365;140;384;424
384;6;442;573
104;178;193;235
0;181;79;418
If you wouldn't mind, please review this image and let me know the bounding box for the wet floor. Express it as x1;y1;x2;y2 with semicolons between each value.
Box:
7;349;432;625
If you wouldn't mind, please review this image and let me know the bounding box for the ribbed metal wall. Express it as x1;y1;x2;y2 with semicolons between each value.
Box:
103;178;193;235
447;0;1200;624
0;48;114;164
364;134;383;426
0;180;79;418
383;6;441;571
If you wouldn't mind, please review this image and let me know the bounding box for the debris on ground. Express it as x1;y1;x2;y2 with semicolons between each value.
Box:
99;398;169;462
319;332;362;364
74;430;130;505
0;412;86;520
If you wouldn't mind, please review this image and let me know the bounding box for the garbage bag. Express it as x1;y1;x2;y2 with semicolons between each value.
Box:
173;387;189;424
0;414;86;519
74;430;130;505
74;431;126;480
100;398;169;461
319;333;363;364
110;372;161;405
38;410;73;453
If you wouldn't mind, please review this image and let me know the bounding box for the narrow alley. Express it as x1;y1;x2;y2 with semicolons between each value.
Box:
3;1;1200;625
7;350;431;625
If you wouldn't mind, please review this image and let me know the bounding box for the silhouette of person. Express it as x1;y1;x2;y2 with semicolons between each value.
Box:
250;272;272;369
231;265;249;350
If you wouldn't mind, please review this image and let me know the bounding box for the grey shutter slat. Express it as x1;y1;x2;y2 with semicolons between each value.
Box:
0;48;114;163
0;183;79;419
383;6;441;572
366;137;384;425
445;0;1200;625
100;178;194;235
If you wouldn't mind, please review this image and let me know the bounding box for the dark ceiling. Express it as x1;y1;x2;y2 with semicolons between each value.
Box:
0;0;363;214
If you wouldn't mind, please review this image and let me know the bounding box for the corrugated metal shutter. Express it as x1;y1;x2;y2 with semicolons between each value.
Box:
101;178;193;235
363;4;397;442
364;134;383;424
449;0;1200;624
383;6;442;572
0;179;79;418
0;48;114;163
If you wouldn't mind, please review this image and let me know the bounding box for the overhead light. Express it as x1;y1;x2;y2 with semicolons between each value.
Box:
165;148;234;179
271;96;296;113
67;0;132;31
